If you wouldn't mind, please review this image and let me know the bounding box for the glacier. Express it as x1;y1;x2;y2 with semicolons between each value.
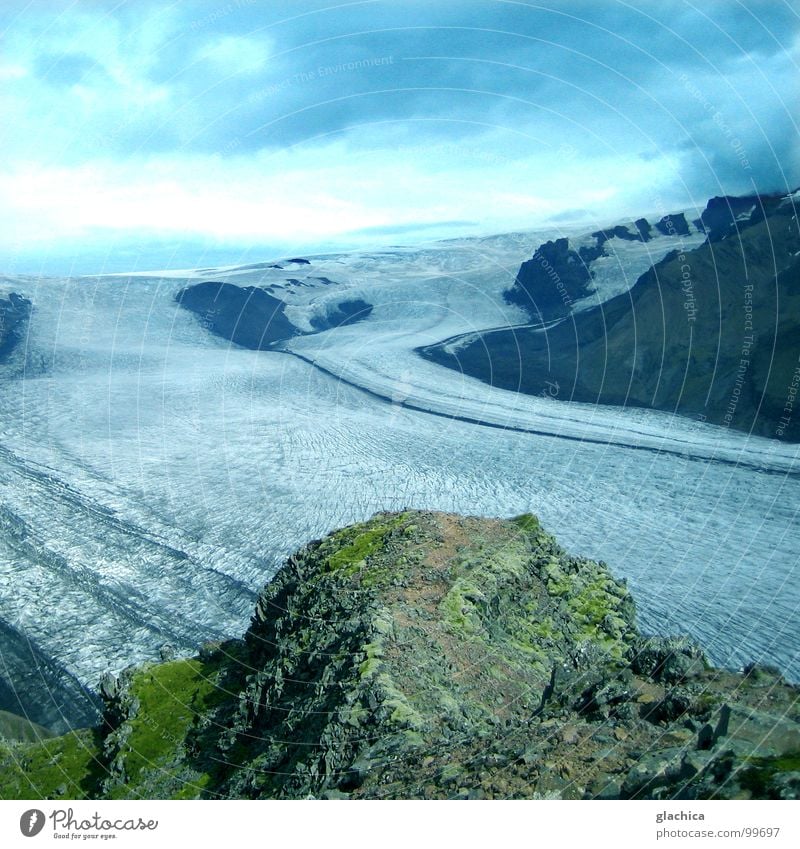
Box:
0;225;798;731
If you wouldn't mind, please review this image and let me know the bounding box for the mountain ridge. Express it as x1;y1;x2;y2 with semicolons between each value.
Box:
1;511;797;800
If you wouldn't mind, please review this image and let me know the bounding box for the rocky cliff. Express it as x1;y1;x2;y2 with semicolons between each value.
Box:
505;237;596;320
1;511;797;800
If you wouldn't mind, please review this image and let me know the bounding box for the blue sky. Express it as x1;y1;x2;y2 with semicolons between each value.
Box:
1;0;798;273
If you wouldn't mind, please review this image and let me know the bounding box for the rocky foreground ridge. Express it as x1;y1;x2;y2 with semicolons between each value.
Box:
1;511;798;800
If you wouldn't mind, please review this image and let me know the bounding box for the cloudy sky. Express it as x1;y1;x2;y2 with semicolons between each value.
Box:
1;0;798;273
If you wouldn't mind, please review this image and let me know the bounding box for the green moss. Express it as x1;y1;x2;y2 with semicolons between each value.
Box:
508;615;555;657
108;657;226;799
403;730;425;747
489;665;510;681
327;527;386;573
359;641;384;679
361;569;388;589
512;513;541;535
763;754;800;772
739;752;800;798
541;560;571;597
569;579;615;625
324;515;406;579
0;728;103;800
691;693;720;718
388;700;422;727
440;763;463;781
171;773;212;800
374;672;424;731
343;705;369;728
436;690;463;715
441;580;485;634
531;617;554;640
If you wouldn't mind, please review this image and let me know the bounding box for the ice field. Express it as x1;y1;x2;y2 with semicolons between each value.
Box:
1;226;798;730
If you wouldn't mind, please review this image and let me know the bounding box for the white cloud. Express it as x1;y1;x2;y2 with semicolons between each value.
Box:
0;64;27;80
0;7;179;164
0;130;678;256
196;35;272;76
1;0;790;271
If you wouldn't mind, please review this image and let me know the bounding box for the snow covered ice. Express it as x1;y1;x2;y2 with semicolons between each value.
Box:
1;226;798;729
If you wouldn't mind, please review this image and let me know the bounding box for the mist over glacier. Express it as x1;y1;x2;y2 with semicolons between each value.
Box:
1;229;798;730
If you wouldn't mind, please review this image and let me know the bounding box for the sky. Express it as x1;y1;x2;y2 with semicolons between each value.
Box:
0;0;798;273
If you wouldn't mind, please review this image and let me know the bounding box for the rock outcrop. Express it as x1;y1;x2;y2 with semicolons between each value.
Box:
176;282;373;349
1;511;796;800
693;194;763;242
655;212;691;236
309;298;373;331
176;281;300;349
505;238;596;321
0;292;31;361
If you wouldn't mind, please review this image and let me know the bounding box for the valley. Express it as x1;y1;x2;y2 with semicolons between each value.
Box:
0;200;798;734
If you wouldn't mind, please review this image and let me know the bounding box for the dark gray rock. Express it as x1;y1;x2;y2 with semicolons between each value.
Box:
505;237;594;321
158;643;176;662
631;636;706;683
592;224;643;243
0;292;31;361
655;212;690;236
769;772;800;800
176;281;299;349
693;194;759;241
646;688;694;723
634;218;653;241
310;299;373;331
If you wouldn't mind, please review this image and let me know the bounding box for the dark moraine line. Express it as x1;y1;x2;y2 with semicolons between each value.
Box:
0;443;258;602
278;348;800;479
0;506;218;649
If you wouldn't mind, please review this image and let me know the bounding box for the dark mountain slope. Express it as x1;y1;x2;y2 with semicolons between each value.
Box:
421;192;800;440
176;282;299;349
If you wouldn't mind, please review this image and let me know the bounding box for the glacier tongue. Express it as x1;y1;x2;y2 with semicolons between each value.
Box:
0;234;799;728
